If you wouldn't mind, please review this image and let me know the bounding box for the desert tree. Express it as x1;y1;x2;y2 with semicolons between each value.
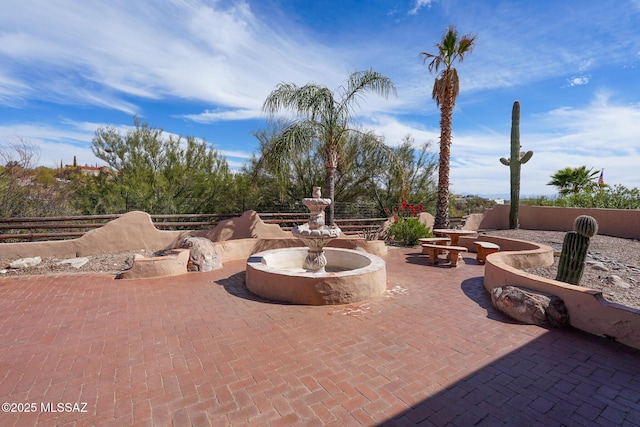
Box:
88;117;233;214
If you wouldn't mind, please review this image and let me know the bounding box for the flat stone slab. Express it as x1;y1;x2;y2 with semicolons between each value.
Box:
9;256;42;269
58;257;90;269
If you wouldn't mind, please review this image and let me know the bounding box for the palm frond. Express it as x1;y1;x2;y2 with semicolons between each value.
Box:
421;26;477;75
262;82;301;116
339;70;397;118
263;82;337;122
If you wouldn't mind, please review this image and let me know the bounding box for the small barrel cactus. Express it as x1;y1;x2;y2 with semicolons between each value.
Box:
555;215;598;285
574;214;598;238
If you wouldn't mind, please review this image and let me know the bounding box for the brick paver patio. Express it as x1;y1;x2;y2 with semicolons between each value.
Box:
0;247;638;426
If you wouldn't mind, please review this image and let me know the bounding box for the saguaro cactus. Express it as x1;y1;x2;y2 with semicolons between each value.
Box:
500;101;533;229
556;215;598;285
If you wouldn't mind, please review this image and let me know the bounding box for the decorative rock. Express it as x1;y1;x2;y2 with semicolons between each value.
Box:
417;212;435;230
57;257;90;269
610;275;631;289
586;261;609;272
491;285;568;327
180;236;222;272
9;256;42;269
124;254;145;270
0;269;7;274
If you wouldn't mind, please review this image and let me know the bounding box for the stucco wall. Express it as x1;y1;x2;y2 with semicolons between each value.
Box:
0;211;189;259
0;210;386;261
479;205;640;239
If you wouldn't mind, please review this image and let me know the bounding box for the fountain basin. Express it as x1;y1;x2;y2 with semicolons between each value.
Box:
246;247;386;305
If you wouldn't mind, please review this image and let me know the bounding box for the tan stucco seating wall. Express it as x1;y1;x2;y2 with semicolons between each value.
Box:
0;211;190;260
461;234;640;350
0;210;386;264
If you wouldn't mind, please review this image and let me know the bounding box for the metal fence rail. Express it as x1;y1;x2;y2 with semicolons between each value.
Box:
0;213;389;242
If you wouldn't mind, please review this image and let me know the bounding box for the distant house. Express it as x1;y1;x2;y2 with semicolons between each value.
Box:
64;164;112;177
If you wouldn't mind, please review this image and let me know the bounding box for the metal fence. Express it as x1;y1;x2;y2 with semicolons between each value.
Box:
0;212;389;242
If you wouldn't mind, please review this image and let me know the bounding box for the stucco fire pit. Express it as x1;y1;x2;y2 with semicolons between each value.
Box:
245;247;386;305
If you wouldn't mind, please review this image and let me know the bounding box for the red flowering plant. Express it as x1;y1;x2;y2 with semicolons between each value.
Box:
385;201;432;246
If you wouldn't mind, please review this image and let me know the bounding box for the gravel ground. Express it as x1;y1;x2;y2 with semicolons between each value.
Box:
483;229;640;310
0;249;156;277
2;230;640;310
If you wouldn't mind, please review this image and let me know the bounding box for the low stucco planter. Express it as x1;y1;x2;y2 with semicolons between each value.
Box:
118;249;190;280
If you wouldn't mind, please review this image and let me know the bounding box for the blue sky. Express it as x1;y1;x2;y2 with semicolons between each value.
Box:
1;0;639;197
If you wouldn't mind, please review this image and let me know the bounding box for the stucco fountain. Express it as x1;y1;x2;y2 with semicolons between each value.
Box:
245;187;386;305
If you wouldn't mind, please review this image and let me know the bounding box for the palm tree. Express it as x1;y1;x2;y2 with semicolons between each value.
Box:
262;69;397;225
421;26;477;229
547;166;600;195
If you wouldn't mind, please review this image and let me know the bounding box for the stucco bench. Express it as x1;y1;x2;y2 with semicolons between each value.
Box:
474;241;500;264
421;244;468;267
419;237;451;254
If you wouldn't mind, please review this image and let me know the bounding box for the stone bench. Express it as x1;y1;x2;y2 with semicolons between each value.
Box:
474;241;501;264
419;237;451;255
421;244;468;267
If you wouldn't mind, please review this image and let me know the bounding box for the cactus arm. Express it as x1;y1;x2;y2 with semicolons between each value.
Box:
500;157;510;166
520;151;533;164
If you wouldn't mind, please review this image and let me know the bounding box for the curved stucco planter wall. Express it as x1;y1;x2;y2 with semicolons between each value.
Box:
464;235;640;350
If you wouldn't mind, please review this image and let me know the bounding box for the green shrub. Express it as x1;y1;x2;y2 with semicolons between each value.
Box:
523;185;640;209
387;217;432;246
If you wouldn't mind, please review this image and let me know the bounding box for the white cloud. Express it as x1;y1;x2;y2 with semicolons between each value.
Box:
409;0;436;15
351;90;640;196
568;76;590;86
219;150;253;160
362;115;439;147
180;108;262;123
533;92;640;153
0;0;346;114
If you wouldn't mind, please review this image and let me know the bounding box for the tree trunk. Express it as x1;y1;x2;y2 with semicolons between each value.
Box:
325;166;336;225
325;145;338;226
434;89;454;229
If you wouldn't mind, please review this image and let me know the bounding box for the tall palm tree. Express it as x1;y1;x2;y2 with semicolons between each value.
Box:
421;26;477;229
262;69;397;225
547;166;600;195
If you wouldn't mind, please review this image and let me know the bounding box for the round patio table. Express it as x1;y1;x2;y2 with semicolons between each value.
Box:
432;229;477;246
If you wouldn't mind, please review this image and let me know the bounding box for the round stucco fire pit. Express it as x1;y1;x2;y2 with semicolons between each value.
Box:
245;247;386;305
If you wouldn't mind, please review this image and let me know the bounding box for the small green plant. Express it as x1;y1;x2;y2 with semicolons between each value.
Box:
385;202;432;246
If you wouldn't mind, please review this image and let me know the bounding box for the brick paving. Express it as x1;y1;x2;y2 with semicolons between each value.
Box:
0;247;638;426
